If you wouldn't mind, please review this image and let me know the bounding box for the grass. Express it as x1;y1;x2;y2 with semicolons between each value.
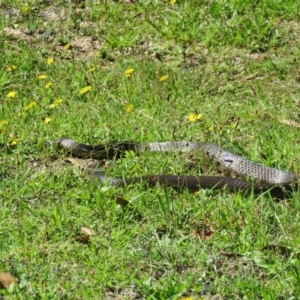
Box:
1;0;300;298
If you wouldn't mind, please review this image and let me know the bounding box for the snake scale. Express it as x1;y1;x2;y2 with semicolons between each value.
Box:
57;138;298;197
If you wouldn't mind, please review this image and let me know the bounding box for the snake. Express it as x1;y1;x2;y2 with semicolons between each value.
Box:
56;138;298;197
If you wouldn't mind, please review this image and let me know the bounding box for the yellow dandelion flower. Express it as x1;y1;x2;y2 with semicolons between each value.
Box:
11;138;20;145
24;101;37;110
0;120;8;126
38;75;47;80
47;57;54;65
170;0;177;4
44;117;52;124
126;104;133;112
64;43;71;50
54;98;63;104
22;5;31;15
159;75;169;82
6;65;17;72
208;125;215;131
193;191;200;196
49;98;63;108
7;91;17;98
45;82;53;89
88;67;96;73
125;68;134;78
188;113;203;122
80;86;92;95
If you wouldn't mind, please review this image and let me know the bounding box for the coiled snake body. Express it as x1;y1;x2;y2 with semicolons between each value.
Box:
57;138;298;197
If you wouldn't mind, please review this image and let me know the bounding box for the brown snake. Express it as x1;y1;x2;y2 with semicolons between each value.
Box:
56;138;298;198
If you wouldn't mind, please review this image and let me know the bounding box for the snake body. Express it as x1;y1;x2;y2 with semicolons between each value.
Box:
57;138;298;196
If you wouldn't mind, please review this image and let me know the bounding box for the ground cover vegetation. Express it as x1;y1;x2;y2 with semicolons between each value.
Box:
1;0;300;299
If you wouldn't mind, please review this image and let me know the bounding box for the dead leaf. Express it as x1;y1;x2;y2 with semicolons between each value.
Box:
76;227;96;243
80;226;96;236
0;272;17;289
191;224;214;241
280;119;300;128
63;157;81;167
116;195;129;207
76;235;90;243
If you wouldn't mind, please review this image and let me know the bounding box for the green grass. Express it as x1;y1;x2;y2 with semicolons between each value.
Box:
1;0;300;299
